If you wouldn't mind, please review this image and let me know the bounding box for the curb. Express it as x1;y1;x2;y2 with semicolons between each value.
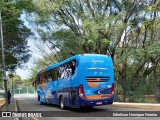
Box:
16;99;20;111
113;102;160;105
16;99;22;120
14;99;19;120
110;102;160;110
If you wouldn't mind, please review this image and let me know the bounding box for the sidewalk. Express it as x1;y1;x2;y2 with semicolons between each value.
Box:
0;98;5;109
0;99;17;120
0;99;16;111
111;102;160;110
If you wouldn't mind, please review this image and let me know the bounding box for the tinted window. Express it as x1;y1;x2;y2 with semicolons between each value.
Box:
37;59;77;82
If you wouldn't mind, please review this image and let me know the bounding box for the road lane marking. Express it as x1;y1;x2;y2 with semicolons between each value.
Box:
14;99;19;120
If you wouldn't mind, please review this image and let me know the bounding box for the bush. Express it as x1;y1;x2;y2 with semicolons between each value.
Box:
132;98;150;103
156;96;160;103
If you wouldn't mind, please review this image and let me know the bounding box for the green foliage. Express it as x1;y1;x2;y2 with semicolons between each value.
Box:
132;98;150;103
0;0;33;72
26;0;160;102
29;53;59;80
157;96;160;103
0;0;33;87
7;74;21;82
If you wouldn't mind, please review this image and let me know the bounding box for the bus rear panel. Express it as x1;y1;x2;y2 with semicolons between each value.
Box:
77;54;114;107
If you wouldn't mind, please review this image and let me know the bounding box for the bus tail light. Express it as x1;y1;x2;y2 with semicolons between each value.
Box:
79;84;86;99
111;83;114;95
108;83;114;97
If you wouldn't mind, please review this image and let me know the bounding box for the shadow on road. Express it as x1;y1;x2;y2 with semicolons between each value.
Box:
43;103;108;113
69;107;108;113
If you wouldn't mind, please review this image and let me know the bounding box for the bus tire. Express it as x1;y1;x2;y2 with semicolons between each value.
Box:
40;101;45;105
38;95;40;101
60;97;65;110
40;96;46;105
86;106;93;108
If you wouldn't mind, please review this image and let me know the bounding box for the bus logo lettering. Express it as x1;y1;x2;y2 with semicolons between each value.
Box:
91;58;104;67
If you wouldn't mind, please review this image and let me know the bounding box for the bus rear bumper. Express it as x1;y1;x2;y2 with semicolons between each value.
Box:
78;96;114;107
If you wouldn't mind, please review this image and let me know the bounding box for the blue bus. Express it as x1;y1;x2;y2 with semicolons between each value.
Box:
32;54;114;109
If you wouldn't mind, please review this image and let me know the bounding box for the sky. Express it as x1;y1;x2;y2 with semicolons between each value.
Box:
15;13;52;79
15;39;42;79
16;37;53;79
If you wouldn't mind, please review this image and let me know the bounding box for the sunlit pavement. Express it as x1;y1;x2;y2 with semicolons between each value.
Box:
111;102;160;111
14;94;35;98
16;94;160;120
14;94;160;110
0;94;160;120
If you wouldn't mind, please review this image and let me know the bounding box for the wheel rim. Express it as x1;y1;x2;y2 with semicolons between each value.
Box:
60;98;64;108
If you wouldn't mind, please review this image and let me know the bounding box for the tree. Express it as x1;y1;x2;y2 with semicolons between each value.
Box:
29;53;58;81
0;0;33;76
28;0;160;102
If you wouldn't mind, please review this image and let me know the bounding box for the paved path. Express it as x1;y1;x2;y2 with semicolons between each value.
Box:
16;95;160;120
0;98;17;120
0;94;160;120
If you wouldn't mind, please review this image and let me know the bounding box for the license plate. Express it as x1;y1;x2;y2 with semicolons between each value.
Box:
101;94;109;97
96;102;102;105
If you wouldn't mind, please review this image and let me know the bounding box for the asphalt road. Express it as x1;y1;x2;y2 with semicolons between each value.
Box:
15;95;160;120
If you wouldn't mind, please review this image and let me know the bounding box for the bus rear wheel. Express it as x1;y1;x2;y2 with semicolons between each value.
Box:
40;101;45;105
39;96;46;105
60;97;65;110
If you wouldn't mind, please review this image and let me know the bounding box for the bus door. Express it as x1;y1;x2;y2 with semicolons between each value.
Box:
70;89;78;107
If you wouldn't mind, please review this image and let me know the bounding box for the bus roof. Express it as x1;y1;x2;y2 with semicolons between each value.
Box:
37;54;110;74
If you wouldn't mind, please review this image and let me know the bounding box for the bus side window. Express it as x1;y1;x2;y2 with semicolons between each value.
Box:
40;76;43;83
66;63;72;77
50;68;59;80
59;61;76;80
56;67;60;80
37;75;40;85
50;69;54;80
40;73;47;83
59;64;71;79
46;70;52;82
70;59;77;75
59;65;65;79
44;72;47;81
